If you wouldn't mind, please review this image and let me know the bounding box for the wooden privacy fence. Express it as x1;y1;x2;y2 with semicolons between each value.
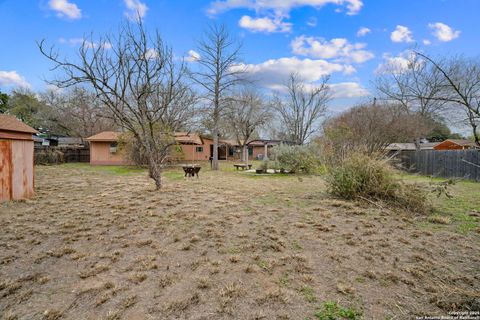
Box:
394;150;480;181
34;146;90;164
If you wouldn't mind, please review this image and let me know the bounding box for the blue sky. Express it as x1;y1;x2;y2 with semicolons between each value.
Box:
0;0;478;110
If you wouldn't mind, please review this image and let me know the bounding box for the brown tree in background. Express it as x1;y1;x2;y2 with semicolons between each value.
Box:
41;87;117;138
274;73;331;145
376;51;480;146
375;53;448;118
225;89;270;161
413;52;480;146
39;20;196;189
191;24;245;170
323;103;433;157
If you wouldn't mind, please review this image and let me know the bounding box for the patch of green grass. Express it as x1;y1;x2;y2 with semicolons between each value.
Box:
279;273;290;287
291;240;303;251
456;220;478;234
255;260;269;271
61;163;145;175
299;286;317;303
399;174;480;234
354;277;365;284
245;172;305;179
314;301;362;320
163;170;184;181
227;246;242;254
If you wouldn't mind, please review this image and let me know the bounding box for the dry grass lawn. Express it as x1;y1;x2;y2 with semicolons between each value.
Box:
0;163;479;319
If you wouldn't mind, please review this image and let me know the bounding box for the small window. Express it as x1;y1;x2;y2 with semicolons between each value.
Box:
110;142;118;153
248;147;253;156
196;146;203;153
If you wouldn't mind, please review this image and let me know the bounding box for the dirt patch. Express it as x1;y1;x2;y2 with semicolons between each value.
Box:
0;165;478;319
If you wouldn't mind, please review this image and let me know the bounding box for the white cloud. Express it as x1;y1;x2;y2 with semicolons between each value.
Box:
356;27;371;37
45;84;64;93
208;0;363;16
239;15;292;33
186;50;201;62
375;51;415;74
59;38;112;49
291;36;374;63
48;0;81;19
124;0;148;20
145;48;159;60
423;39;431;46
0;71;31;88
428;22;460;42
231;57;354;89
390;25;414;43
268;81;369;99
329;82;370;98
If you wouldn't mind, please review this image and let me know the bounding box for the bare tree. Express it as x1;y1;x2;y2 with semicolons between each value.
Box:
225;89;270;161
323;102;434;156
39;21;196;189
413;52;480;146
375;53;448;119
191;24;245;170
274;73;331;145
40;87;117;138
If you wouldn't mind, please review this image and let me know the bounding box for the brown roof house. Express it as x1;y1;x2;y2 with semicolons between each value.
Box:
433;139;479;150
86;131;223;165
173;132;213;162
86;131;129;165
0;115;38;201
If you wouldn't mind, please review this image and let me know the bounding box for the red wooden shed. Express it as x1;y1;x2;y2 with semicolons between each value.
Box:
0;115;38;201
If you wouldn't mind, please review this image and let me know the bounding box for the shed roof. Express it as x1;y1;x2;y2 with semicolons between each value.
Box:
442;139;478;147
86;131;120;142
0;115;38;134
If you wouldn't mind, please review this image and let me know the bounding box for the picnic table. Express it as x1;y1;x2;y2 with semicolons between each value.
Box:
182;164;201;178
233;163;253;170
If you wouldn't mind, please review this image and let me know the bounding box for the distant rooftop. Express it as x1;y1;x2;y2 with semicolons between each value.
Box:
174;132;203;145
86;131;120;142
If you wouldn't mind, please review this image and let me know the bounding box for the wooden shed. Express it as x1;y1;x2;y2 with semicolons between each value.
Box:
433;139;479;150
0;115;38;201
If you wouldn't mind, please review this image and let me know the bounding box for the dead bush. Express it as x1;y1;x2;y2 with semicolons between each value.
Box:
326;153;430;213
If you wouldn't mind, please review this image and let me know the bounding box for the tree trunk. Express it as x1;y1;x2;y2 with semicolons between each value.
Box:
413;138;421;150
212;128;219;170
472;123;480;147
148;159;162;190
241;145;247;162
144;140;162;190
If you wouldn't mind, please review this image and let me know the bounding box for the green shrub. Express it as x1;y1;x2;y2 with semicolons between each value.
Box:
271;144;321;174
326;153;429;213
260;159;269;172
326;153;396;200
315;301;362;320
